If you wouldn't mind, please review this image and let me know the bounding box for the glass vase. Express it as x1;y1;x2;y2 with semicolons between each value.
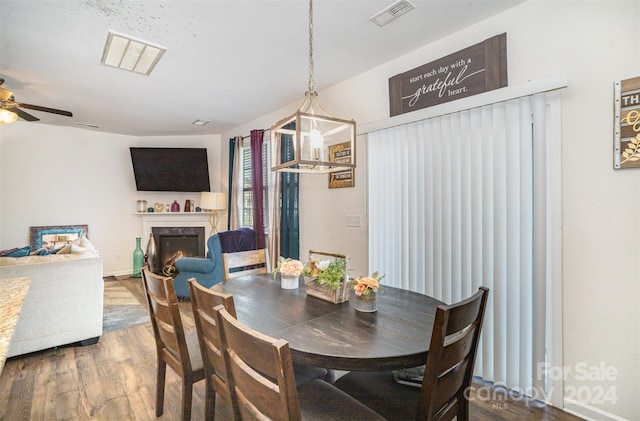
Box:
355;291;377;312
133;237;144;278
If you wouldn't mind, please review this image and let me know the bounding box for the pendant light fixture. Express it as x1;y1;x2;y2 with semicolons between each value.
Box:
270;0;356;174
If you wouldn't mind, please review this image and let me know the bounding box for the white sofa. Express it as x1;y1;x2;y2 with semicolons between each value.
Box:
0;253;103;357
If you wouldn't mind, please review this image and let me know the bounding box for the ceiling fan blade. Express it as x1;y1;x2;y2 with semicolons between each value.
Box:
19;103;73;117
9;107;39;121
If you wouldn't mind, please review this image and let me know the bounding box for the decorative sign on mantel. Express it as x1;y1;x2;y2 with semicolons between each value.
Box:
388;33;508;117
613;76;640;169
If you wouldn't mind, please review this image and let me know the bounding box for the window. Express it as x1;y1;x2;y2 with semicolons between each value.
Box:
241;138;269;230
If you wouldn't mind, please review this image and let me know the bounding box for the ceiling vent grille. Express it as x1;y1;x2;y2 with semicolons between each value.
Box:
100;30;166;76
370;0;416;27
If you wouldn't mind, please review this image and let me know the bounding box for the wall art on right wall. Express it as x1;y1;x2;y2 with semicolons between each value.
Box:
613;76;640;169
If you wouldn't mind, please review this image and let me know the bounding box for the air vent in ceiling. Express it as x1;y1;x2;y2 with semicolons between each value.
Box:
100;30;166;75
370;0;416;27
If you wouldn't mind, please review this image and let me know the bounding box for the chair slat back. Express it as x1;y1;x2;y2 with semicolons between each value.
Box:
418;286;489;421
222;249;268;282
215;305;302;421
188;279;236;401
141;269;191;373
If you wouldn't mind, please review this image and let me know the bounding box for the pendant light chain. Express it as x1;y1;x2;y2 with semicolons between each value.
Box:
307;0;315;93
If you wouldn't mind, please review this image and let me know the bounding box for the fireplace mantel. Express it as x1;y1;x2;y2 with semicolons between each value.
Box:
138;212;213;253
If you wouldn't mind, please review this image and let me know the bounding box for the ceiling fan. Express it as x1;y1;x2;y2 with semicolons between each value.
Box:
0;78;73;123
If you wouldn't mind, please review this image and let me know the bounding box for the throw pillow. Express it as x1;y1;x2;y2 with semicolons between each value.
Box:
71;236;96;251
3;246;31;257
0;247;18;256
57;244;72;254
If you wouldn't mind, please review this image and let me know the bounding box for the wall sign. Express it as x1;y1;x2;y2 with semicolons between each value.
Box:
388;33;508;117
614;76;640;169
328;142;354;189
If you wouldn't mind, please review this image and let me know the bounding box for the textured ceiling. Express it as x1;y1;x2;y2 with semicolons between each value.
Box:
0;0;524;136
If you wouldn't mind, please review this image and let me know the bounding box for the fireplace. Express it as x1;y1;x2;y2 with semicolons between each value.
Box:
152;226;206;276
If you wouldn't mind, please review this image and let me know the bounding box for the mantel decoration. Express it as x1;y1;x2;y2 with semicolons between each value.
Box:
270;0;356;174
273;256;304;289
352;272;384;313
303;251;350;304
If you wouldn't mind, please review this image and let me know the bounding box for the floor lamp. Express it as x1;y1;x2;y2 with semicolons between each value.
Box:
200;191;227;235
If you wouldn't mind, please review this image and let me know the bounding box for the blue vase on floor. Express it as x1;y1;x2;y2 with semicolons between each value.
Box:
133;237;144;278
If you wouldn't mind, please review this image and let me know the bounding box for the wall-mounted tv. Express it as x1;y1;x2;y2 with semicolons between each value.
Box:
130;147;211;192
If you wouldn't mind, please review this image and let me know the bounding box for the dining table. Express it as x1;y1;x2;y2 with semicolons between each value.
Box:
211;274;443;371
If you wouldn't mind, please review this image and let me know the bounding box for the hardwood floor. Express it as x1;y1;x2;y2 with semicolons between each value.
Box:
0;277;583;420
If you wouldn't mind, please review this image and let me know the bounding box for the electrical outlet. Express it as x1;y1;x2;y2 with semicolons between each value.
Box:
116;253;121;261
345;214;362;227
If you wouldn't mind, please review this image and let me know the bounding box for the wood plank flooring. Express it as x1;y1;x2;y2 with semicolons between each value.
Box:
0;277;584;420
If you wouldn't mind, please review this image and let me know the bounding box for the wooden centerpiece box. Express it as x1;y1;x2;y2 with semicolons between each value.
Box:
303;250;350;304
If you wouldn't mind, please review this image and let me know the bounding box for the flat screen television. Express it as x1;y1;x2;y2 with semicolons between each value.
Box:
130;147;211;192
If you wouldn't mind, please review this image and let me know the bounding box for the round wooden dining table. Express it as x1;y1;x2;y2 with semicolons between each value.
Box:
211;274;443;371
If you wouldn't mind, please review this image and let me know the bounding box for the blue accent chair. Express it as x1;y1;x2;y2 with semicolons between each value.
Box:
173;227;257;298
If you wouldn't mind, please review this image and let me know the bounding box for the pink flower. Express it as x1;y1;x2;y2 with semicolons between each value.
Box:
279;259;304;276
352;272;384;297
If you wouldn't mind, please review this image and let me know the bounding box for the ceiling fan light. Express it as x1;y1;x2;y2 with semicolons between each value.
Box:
0;109;18;125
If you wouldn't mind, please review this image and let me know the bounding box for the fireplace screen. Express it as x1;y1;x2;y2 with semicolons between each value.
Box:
152;227;205;276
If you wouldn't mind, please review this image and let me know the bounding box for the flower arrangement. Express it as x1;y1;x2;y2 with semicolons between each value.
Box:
303;257;347;291
272;256;304;279
352;271;384;300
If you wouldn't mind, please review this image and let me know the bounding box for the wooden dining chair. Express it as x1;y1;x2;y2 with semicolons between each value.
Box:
334;286;489;421
141;269;205;421
214;305;387;421
221;248;268;282
189;278;330;404
188;278;238;420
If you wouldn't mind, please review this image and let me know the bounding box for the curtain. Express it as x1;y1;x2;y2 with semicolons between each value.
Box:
229;136;243;230
279;123;299;259
250;129;266;249
267;130;281;270
368;92;558;395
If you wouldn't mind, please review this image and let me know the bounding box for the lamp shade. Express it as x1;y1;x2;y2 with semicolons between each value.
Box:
0;109;18;125
200;191;227;211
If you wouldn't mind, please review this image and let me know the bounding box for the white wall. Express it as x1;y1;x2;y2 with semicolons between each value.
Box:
0;123;223;276
222;1;640;419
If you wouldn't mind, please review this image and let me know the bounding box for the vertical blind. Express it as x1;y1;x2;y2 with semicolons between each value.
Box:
368;93;556;393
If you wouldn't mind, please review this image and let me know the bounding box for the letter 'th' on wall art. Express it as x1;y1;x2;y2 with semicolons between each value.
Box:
614;76;640;169
388;33;508;117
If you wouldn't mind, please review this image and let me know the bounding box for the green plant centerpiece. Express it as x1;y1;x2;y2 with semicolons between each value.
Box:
303;256;350;303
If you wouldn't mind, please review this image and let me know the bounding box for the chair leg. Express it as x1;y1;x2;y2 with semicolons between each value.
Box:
181;379;193;421
205;381;216;420
156;360;166;417
458;391;470;421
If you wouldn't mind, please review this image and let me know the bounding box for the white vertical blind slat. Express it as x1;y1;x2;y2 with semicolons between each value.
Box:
367;93;558;395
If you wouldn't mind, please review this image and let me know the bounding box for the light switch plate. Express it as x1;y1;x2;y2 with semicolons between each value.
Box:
346;214;362;227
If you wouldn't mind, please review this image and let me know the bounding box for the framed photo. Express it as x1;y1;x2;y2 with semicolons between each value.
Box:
30;225;89;250
328;142;355;189
329;169;355;189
